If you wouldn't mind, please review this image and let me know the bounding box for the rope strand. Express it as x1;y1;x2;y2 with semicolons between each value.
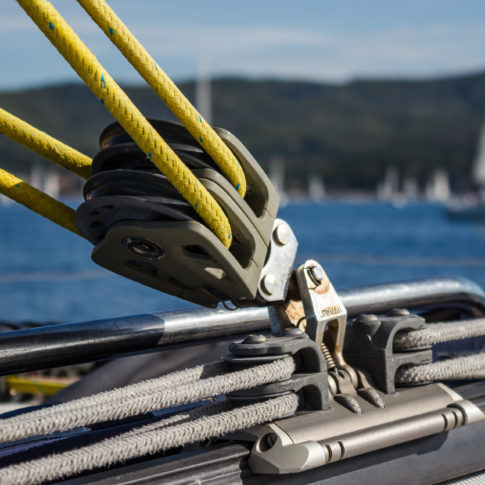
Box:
0;394;298;485
0;357;295;443
0;168;82;236
396;353;485;384
17;0;233;247
0;107;92;179
78;0;246;197
394;318;485;350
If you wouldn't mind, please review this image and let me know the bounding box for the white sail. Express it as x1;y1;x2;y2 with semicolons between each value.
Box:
308;174;325;200
473;120;485;186
426;169;450;203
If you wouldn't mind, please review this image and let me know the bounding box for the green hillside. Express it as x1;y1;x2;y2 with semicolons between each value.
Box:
1;72;485;192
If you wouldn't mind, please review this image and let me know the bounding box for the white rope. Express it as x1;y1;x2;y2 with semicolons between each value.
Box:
396;353;485;384
0;394;299;485
0;356;295;443
394;318;485;350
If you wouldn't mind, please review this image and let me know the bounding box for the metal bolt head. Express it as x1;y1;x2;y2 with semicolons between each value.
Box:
308;265;325;285
283;326;303;337
387;308;410;317
261;273;279;296
273;222;291;246
354;313;380;334
356;313;379;323
243;334;268;344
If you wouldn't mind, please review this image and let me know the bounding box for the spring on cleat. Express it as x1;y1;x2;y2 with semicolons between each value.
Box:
320;342;337;371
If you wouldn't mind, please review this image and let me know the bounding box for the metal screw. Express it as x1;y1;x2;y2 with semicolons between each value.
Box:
308;265;325;285
387;308;410;317
273;222;291;246
243;334;268;344
261;273;279;296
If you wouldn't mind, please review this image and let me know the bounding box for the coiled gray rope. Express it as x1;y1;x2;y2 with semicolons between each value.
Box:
0;356;295;443
0;394;299;485
394;318;485;350
396;353;485;384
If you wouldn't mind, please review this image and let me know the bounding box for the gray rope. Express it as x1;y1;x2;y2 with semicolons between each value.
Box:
396;353;485;384
0;356;295;443
2;360;226;425
394;318;485;350
0;394;299;485
119;400;232;437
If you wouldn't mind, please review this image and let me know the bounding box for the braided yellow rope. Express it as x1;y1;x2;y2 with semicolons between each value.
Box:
17;0;232;248
0;168;81;236
0;108;92;179
78;0;246;198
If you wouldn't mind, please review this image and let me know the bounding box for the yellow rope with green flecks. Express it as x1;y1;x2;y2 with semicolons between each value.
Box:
17;0;232;248
78;0;246;198
0;168;81;236
0;108;92;179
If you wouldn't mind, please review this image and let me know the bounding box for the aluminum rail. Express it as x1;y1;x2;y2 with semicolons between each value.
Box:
341;276;485;317
0;276;483;375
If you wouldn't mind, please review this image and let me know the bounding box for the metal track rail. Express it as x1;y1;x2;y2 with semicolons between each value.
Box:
0;276;483;375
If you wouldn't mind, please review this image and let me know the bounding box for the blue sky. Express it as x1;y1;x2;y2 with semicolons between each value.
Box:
1;1;485;90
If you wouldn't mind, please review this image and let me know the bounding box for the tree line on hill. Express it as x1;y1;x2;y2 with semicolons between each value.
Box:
1;71;485;193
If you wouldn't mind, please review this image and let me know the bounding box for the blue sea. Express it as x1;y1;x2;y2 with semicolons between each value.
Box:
1;200;485;323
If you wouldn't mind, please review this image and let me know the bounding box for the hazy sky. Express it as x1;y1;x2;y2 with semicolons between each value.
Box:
1;1;485;90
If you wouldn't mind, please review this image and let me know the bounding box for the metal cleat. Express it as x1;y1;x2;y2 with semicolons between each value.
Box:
345;311;433;393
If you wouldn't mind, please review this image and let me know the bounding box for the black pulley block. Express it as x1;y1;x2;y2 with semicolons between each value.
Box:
83;170;183;200
77;119;216;244
77;195;198;244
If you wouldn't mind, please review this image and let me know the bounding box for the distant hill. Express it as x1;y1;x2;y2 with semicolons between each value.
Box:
1;73;485;192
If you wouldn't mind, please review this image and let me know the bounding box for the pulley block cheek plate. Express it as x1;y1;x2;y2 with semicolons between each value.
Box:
193;170;267;271
91;220;262;307
215;128;279;244
75;195;196;245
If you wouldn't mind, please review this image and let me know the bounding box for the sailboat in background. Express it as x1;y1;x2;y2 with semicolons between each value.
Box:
269;156;288;205
473;119;485;196
308;173;325;201
426;169;450;203
447;119;485;220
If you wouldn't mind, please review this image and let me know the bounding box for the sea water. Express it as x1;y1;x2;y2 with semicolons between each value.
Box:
0;200;484;323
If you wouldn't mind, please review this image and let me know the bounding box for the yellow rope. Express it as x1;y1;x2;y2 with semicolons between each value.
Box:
17;0;232;248
78;0;246;198
0;168;82;236
4;376;72;396
0;108;92;179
